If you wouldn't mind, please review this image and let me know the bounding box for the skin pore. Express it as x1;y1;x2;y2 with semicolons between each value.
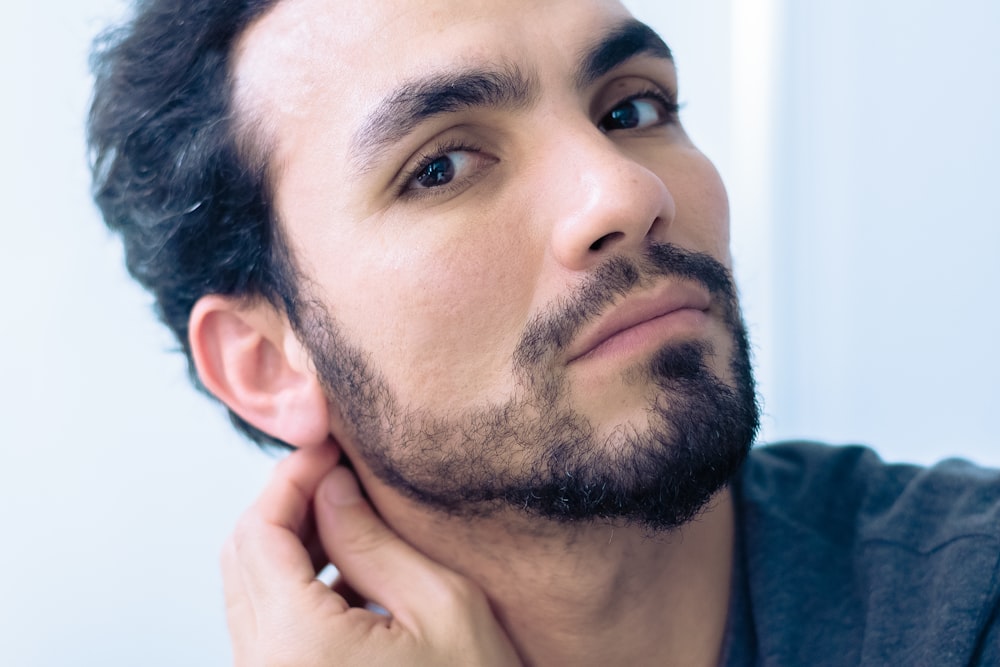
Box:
224;0;758;663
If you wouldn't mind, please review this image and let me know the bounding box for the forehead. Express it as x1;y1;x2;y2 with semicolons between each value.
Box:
232;0;634;128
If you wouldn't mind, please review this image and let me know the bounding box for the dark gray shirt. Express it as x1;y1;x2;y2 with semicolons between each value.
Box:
721;442;1000;666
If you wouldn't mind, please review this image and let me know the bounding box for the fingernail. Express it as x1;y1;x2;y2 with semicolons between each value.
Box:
323;467;362;506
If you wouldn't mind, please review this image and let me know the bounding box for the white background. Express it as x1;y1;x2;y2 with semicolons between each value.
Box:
2;1;997;665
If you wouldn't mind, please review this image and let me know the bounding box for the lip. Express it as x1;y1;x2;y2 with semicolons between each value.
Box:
566;282;712;363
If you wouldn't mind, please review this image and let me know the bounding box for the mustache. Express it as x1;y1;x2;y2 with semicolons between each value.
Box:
513;243;737;369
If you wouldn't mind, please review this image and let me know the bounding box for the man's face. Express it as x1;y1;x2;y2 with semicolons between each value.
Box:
234;0;758;528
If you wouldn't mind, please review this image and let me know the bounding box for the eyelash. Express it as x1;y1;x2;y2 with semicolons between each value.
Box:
607;87;681;126
397;138;486;199
396;86;681;198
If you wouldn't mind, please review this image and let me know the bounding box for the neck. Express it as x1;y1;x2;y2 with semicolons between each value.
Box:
357;466;735;667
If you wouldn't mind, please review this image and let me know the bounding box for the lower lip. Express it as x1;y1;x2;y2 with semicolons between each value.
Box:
572;308;710;364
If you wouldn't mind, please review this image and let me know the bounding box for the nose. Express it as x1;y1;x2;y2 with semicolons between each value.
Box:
546;127;676;272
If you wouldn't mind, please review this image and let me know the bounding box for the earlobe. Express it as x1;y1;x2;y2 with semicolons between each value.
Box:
189;295;330;447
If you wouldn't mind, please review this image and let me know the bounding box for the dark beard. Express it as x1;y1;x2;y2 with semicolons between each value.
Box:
295;243;759;532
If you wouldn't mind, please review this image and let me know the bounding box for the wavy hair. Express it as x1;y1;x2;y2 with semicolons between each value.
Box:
88;0;296;448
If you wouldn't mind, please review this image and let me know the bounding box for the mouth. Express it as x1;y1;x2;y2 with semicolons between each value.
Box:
566;281;712;364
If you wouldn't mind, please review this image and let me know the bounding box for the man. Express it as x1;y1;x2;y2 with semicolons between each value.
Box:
88;0;1000;664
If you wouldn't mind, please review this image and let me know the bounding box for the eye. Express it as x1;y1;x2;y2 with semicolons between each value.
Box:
413;153;461;188
598;91;678;133
402;144;496;196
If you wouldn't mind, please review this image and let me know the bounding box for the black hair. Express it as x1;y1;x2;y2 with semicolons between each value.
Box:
88;0;295;449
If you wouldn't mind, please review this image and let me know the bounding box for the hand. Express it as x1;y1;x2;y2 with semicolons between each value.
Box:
221;444;521;666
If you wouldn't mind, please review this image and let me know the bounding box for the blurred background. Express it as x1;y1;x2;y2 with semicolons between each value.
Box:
2;0;997;664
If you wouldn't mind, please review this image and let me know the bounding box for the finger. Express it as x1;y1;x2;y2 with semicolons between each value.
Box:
332;575;369;609
220;537;258;665
315;466;470;626
254;442;341;531
313;560;371;609
234;444;347;609
302;516;330;573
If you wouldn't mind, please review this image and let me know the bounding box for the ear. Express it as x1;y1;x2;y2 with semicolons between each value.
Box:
188;295;330;447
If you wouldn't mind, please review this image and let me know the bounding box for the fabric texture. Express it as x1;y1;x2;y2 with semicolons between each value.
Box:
721;442;1000;666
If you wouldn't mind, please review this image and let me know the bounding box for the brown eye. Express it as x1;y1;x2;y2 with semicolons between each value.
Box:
598;94;676;133
403;148;497;195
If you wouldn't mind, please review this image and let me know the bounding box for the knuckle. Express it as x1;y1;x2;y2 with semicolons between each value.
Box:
225;512;270;565
231;512;263;549
219;536;238;568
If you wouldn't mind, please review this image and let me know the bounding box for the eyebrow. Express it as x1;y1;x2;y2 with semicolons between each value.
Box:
574;19;673;89
349;64;537;170
348;18;673;169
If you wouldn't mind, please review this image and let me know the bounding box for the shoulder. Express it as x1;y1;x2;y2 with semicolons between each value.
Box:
740;441;1000;550
734;442;1000;664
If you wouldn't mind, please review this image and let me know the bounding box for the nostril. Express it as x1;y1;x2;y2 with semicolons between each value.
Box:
589;231;625;252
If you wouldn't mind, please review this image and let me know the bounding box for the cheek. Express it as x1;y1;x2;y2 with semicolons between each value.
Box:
326;203;541;405
669;151;732;264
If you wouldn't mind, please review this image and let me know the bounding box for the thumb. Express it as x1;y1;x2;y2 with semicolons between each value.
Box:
314;467;470;626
